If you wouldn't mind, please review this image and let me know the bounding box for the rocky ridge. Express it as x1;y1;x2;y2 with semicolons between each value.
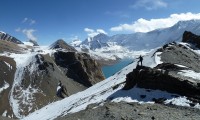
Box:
0;31;23;44
54;51;105;87
50;39;77;52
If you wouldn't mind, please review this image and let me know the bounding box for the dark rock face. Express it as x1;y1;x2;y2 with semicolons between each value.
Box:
29;39;39;46
123;64;200;102
0;31;23;44
50;39;77;52
54;51;105;87
182;31;200;48
0;56;16;118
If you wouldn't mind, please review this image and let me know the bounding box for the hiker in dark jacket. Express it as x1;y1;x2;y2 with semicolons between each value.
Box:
56;81;68;98
137;55;143;66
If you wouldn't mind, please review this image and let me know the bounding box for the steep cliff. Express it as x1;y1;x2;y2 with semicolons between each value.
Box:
54;51;105;87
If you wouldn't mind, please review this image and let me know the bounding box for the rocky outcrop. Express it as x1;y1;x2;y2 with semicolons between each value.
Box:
155;42;200;72
123;64;200;102
54;51;105;87
182;31;200;48
29;39;39;46
0;31;23;44
50;39;77;52
124;43;200;103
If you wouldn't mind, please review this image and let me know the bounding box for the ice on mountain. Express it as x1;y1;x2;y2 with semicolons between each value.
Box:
2;110;7;117
0;81;9;93
4;61;12;70
178;70;200;80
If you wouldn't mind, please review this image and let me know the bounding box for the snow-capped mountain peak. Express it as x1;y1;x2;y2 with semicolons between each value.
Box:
70;39;82;47
0;31;23;44
79;19;200;50
73;19;200;61
80;33;109;50
49;39;77;51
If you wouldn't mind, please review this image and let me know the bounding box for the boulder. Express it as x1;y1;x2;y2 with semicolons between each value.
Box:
182;31;200;48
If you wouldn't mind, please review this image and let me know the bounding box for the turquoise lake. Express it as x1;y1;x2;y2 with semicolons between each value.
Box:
102;59;133;78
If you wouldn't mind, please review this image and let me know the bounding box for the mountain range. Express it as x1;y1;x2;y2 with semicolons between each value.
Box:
71;20;200;60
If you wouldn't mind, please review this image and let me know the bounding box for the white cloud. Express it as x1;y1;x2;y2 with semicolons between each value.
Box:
30;19;36;25
22;18;28;23
22;29;37;41
15;28;37;41
15;27;21;32
84;28;94;33
22;18;36;25
84;28;107;37
110;12;200;33
131;0;168;10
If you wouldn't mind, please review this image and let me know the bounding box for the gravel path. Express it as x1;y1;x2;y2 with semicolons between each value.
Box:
56;102;200;120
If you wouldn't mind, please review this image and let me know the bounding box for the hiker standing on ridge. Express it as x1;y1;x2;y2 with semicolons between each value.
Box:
137;55;143;66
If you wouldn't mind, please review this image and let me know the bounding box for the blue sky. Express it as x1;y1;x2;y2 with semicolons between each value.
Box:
1;0;200;45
